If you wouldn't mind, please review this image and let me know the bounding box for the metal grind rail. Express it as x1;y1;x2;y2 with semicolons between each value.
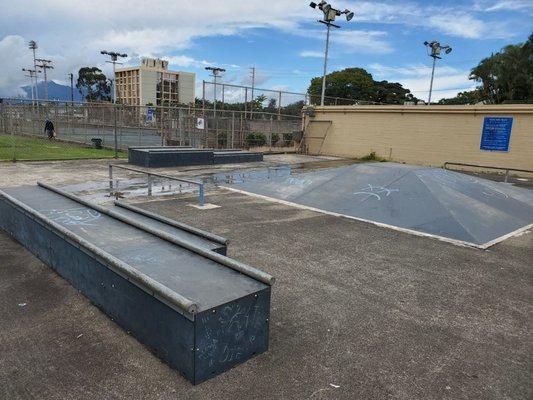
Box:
443;162;533;183
36;182;275;286
108;164;205;206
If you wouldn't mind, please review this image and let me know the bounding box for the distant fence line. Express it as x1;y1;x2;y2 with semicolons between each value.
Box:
0;99;303;157
201;80;382;118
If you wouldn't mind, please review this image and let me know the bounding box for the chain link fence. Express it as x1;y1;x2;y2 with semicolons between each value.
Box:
0;99;302;161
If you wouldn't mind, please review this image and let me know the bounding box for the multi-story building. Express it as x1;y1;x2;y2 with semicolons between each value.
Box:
115;58;195;107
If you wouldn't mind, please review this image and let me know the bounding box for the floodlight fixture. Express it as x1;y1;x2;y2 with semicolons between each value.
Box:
423;40;453;104
309;1;355;106
101;50;128;103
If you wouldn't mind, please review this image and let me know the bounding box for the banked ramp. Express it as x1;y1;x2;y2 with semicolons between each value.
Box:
0;183;274;384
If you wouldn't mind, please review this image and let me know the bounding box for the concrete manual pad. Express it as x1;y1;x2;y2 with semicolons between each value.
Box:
223;162;533;247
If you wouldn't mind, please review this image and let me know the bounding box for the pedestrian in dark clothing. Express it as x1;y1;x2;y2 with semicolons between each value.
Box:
44;119;55;140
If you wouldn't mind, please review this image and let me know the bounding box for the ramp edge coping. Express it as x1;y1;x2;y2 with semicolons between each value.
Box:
0;189;199;319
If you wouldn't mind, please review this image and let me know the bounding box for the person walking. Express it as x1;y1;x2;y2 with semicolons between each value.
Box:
44;119;55;140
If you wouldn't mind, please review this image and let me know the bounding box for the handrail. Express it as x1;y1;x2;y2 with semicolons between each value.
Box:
443;162;533;182
109;164;205;206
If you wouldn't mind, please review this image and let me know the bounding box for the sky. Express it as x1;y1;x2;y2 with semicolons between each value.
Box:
0;0;532;103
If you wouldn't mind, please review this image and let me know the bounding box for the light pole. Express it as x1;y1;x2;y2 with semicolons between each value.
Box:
205;66;226;116
22;68;40;101
101;50;127;158
68;73;74;102
35;59;54;100
100;50;127;103
309;1;354;106
28;41;39;100
423;41;452;104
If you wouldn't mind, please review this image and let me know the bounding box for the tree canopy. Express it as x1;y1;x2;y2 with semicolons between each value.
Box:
307;68;417;105
76;67;111;102
440;33;532;104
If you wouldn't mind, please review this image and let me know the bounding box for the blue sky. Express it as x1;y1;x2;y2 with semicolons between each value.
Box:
1;0;532;102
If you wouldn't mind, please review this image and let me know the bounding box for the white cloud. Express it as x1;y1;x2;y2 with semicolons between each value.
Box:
0;0;524;96
476;0;533;13
368;63;476;101
299;51;324;58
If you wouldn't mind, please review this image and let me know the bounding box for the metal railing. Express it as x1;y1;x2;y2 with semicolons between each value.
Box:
109;164;205;206
443;162;533;182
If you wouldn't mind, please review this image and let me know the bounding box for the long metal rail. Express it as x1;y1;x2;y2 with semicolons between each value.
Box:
0;188;199;317
37;182;275;286
108;164;205;206
443;162;533;183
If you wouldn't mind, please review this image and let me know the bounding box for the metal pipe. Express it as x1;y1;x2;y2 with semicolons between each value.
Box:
198;184;205;207
0;189;199;317
443;162;532;174
114;201;228;245
37;182;275;285
428;56;437;105
109;164;113;189
320;23;331;107
147;174;153;196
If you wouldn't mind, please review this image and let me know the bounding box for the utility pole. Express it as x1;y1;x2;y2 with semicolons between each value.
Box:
35;59;54;100
100;50;128;103
423;41;452;104
28;41;39;100
310;2;355;106
250;67;255;118
68;73;74;102
22;68;40;101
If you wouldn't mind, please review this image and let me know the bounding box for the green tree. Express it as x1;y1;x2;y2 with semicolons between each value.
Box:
438;90;484;105
76;67;111;102
469;33;532;103
308;68;416;105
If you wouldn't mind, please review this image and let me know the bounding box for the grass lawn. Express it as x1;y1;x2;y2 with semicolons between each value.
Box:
0;134;126;161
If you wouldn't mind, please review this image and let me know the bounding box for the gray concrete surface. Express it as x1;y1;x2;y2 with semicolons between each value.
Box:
1;185;531;399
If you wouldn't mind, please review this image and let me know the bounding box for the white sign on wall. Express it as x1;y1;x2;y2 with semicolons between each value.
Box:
196;117;205;130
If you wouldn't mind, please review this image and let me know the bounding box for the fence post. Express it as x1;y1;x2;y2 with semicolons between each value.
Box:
113;104;118;158
231;111;235;149
278;91;282;121
269;116;273;151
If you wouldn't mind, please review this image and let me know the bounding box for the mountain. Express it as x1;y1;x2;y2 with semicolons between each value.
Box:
22;80;84;102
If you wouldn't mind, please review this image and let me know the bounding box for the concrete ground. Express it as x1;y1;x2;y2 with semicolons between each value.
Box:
0;156;531;399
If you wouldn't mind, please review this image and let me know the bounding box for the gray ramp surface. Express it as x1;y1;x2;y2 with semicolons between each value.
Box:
2;185;265;311
226;163;533;246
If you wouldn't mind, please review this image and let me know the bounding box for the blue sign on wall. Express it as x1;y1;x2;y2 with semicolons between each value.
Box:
480;117;513;152
146;107;155;123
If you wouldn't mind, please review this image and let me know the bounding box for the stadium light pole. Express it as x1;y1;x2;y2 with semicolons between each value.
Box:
309;1;355;106
100;50;128;103
423;41;452;104
205;66;226;116
28;41;39;100
68;73;74;102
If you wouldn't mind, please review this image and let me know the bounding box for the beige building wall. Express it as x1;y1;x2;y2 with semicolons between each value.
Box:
304;105;533;171
116;58;195;106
